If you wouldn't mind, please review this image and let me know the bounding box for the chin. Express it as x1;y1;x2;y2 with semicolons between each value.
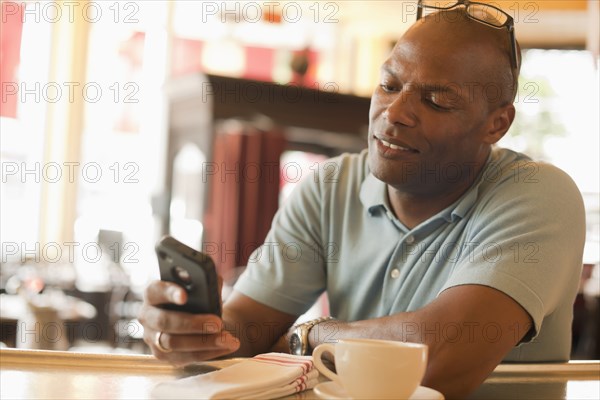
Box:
368;154;405;187
371;158;432;196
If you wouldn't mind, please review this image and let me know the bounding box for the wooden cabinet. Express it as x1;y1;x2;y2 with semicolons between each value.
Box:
159;74;371;236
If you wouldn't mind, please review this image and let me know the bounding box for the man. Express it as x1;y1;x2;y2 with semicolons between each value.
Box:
139;3;585;398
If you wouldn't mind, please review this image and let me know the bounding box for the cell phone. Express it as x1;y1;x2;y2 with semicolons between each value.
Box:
155;235;221;316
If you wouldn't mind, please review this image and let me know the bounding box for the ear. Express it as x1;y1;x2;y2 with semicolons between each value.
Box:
482;104;515;145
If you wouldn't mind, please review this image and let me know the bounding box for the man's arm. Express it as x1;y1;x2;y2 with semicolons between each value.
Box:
309;284;531;399
222;291;298;356
142;280;530;398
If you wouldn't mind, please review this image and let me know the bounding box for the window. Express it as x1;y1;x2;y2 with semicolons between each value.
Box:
503;49;600;258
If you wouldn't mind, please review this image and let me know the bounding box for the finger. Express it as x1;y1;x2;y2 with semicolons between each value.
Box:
143;329;239;365
144;280;187;306
155;348;239;367
156;331;240;353
218;275;224;309
139;304;223;334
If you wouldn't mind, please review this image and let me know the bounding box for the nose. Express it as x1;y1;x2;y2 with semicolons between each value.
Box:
384;86;418;128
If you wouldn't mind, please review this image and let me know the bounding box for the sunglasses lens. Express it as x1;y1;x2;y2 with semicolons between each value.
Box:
467;4;509;27
421;0;460;8
417;1;518;70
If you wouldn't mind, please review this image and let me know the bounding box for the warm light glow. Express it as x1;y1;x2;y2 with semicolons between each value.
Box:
566;380;600;400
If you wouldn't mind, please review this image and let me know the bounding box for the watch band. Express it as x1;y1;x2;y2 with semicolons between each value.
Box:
289;316;335;356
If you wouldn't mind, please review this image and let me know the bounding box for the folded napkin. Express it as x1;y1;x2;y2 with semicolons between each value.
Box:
152;353;320;399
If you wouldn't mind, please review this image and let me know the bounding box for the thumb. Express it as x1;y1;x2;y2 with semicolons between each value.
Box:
218;275;224;312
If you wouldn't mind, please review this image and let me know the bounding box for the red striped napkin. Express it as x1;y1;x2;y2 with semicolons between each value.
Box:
152;353;319;399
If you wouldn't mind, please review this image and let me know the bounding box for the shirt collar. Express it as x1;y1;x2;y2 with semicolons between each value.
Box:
359;150;495;222
359;172;388;216
448;150;495;221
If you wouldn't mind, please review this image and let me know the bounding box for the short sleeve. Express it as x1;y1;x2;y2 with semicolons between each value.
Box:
440;160;586;343
234;168;327;316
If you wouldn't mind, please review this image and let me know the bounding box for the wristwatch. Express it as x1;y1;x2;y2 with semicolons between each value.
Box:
289;316;334;356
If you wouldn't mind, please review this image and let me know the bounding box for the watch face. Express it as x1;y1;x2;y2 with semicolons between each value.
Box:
289;333;302;356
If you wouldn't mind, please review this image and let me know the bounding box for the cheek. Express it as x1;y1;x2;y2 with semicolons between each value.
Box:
417;118;475;154
426;127;485;160
368;93;388;121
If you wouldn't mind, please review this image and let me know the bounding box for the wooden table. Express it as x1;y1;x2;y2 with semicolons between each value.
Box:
469;362;600;399
0;348;598;399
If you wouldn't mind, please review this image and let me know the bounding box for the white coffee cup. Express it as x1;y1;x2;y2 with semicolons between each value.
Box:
312;338;428;399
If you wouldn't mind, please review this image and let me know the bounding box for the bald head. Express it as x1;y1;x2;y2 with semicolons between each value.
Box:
400;8;520;106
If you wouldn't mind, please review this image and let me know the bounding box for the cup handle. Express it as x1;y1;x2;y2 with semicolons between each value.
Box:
312;343;340;383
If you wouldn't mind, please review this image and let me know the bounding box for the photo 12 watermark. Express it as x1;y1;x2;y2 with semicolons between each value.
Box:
198;1;340;24
2;1;140;24
2;81;139;105
1;161;140;184
202;81;340;105
399;1;540;24
197;160;342;185
1;241;140;264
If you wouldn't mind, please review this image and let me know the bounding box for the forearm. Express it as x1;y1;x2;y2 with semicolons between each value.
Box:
308;314;492;398
309;315;491;398
221;309;280;357
221;291;297;357
308;287;531;399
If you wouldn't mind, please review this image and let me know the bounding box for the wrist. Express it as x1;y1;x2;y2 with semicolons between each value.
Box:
309;318;342;350
288;316;335;356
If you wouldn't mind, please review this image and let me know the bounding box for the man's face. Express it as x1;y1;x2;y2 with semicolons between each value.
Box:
367;23;499;196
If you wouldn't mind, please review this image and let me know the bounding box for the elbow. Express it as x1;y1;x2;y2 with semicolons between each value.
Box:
420;357;489;399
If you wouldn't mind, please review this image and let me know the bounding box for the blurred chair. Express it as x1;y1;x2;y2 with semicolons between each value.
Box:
572;262;600;359
96;229;146;352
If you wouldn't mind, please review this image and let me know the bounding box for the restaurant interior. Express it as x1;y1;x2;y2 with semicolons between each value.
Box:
1;0;599;392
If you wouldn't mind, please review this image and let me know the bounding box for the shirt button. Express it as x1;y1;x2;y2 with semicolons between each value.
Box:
390;269;400;279
406;236;415;244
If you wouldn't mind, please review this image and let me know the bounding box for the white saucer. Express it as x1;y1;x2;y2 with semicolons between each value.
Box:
313;381;444;400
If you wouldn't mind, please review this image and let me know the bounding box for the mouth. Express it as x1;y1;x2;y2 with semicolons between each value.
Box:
374;135;420;156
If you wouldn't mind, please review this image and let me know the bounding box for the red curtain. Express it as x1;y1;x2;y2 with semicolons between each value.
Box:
1;2;25;118
203;122;286;277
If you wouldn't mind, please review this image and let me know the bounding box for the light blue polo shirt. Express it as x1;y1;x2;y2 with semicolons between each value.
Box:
234;147;585;361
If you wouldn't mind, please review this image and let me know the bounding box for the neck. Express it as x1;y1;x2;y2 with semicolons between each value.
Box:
387;154;490;229
387;185;466;229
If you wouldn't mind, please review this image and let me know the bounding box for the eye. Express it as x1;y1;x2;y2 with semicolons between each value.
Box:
425;98;449;111
380;83;399;93
424;93;452;111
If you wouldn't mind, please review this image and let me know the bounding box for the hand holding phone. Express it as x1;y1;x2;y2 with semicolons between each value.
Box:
155;236;221;316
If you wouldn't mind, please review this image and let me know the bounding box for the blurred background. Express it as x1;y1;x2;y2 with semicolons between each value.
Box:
1;0;598;357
